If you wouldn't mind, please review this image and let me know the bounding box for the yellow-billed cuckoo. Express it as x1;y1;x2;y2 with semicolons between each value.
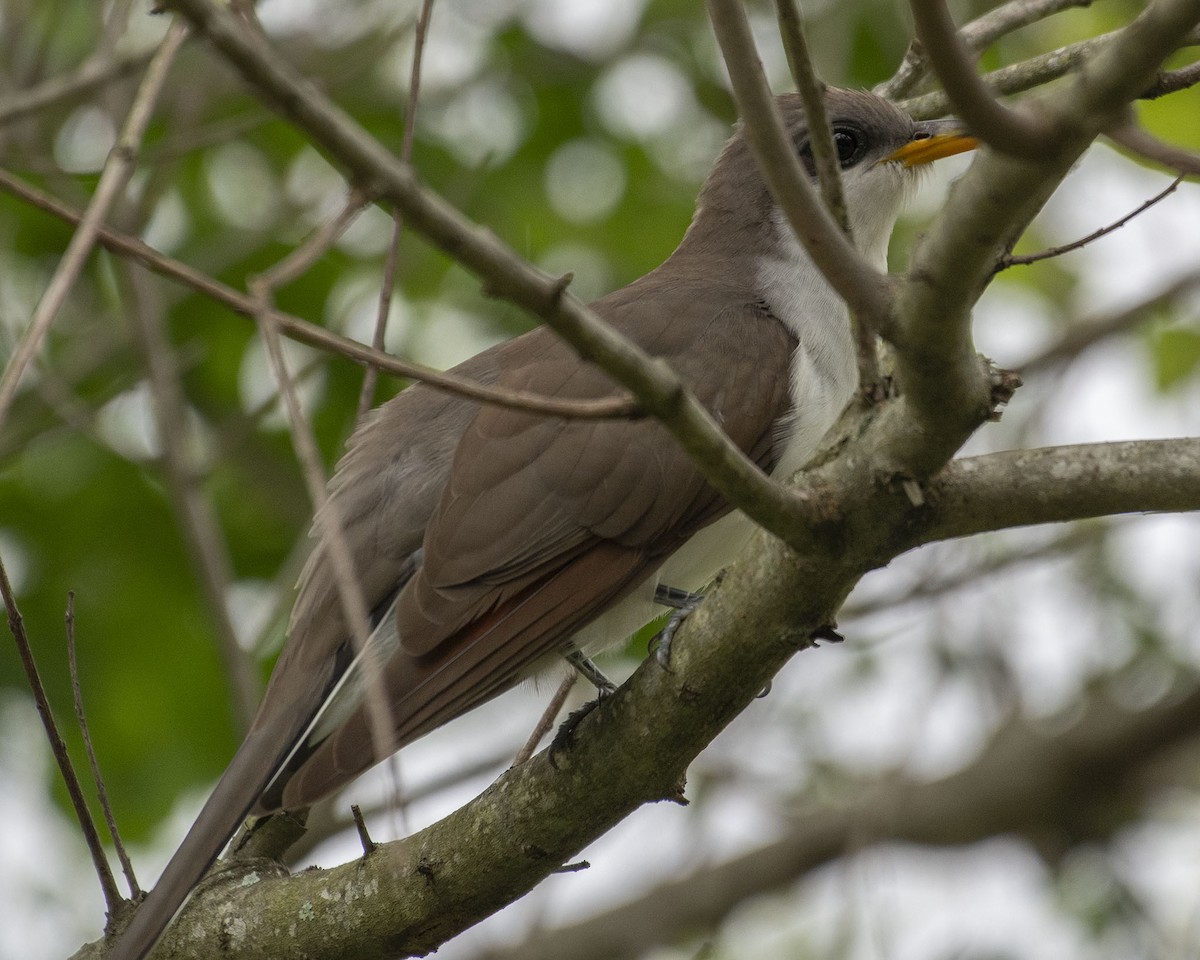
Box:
110;88;975;959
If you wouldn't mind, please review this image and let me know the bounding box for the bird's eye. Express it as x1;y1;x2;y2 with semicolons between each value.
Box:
832;126;864;167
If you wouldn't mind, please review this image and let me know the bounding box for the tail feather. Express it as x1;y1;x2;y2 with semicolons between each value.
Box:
107;726;291;960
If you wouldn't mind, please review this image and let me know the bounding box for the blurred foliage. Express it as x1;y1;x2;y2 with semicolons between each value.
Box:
0;7;1197;958
0;0;952;838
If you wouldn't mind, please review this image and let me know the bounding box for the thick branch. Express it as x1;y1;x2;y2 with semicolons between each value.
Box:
886;0;1200;476
915;439;1200;545
478;682;1200;960
82;431;1200;958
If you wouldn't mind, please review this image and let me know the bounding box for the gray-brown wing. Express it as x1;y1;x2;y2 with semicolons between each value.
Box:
273;284;796;807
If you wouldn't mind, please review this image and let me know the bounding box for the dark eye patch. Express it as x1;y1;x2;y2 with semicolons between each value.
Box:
831;125;865;167
797;123;868;174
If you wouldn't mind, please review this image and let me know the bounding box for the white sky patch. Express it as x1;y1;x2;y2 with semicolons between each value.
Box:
522;0;647;60
423;81;526;167
237;335;326;426
206;142;280;233
141;187;191;256
408;304;507;370
593;54;695;142
285;147;348;216
95;382;161;461
225;580;280;653
54;106;115;174
0;698;107;960
537;242;614;303
544;139;627;223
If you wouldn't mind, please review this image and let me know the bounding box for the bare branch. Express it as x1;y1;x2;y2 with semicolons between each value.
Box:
0;20;188;433
908;0;1056;156
916;439;1200;547
0;557;124;918
997;174;1184;269
773;0;882;393
898;28;1200;119
67;593;141;899
1143;57;1200;97
1019;267;1200;374
513;673;577;767
885;0;1200;477
257;189;370;290
476;680;1200;960
1106;119;1200;174
774;0;848;232
705;0;894;331
879;0;1095;100
0;168;637;421
0;46;155;128
358;0;437;421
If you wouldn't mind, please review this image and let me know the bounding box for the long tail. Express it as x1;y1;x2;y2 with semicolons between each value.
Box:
107;724;292;960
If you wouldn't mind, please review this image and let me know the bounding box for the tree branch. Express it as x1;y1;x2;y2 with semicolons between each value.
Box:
897;27;1200;119
915;439;1200;546
0;20;188;433
79;430;1200;958
879;0;1095;100
477;680;1200;960
884;0;1200;477
908;0;1058;156
0;168;637;422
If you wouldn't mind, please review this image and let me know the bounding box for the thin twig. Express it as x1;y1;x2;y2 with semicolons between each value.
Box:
0;556;124;916
1143;58;1200;97
513;673;578;766
350;804;378;855
899;27;1200;119
773;0;880;395
251;287;398;780
121;267;261;731
908;0;1056;157
0;167;636;421
0;20;188;434
258;188;370;290
842;526;1100;619
997;174;1184;269
774;0;848;231
1107;120;1200;175
705;0;894;329
0;47;155;128
358;0;437;421
879;0;1094;100
66;592;141;899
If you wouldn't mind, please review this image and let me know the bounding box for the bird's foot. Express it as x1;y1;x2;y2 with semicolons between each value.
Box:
548;691;611;767
649;585;704;670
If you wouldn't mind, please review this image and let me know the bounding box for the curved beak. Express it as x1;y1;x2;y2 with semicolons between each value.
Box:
886;119;979;167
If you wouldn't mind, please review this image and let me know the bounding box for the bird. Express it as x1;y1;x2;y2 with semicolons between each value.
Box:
108;87;976;959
